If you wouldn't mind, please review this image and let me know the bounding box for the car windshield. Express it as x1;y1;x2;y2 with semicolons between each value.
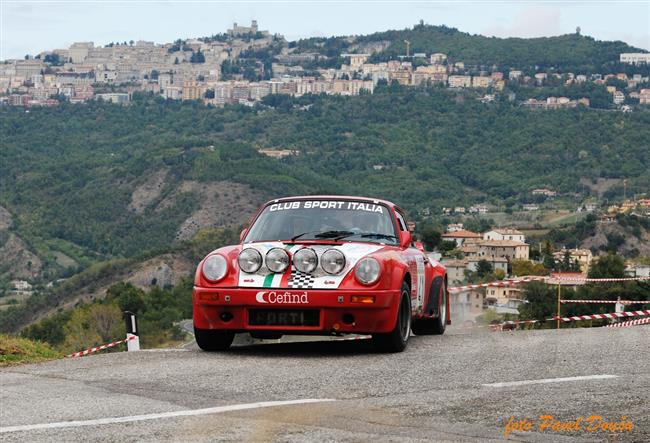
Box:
244;199;398;245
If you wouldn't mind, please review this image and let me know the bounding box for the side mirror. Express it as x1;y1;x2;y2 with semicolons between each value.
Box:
239;228;248;242
414;241;425;252
400;231;413;248
406;220;416;232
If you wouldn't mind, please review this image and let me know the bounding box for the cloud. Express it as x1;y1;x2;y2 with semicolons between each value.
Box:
483;5;563;38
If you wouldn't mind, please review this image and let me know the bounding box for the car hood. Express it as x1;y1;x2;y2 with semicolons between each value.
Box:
237;241;387;289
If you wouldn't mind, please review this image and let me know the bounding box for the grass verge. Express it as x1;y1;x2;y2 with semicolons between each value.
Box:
0;334;62;367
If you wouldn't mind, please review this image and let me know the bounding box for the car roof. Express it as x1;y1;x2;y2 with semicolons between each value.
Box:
265;195;399;210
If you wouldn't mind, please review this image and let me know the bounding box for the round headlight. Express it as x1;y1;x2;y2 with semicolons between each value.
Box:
293;248;318;273
202;254;228;281
238;248;262;273
266;248;289;273
321;249;346;275
355;257;381;285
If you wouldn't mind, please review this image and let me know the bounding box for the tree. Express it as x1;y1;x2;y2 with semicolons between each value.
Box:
62;304;123;353
518;282;557;321
588;253;625;279
511;259;548;276
108;282;146;314
190;50;205;64
560;250;572;271
419;225;441;251
543;253;556;271
44;53;62;66
476;259;493;278
439;241;457;254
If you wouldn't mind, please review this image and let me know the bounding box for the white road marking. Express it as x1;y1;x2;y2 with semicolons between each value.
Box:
482;374;618;388
140;348;188;352
0;399;336;434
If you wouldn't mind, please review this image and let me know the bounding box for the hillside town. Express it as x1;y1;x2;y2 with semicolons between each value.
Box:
430;183;650;321
440;222;650;321
2;21;650;109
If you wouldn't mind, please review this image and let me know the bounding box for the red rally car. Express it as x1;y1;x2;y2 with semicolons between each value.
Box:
193;196;450;352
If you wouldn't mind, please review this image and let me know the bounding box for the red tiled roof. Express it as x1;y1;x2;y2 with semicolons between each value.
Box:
442;230;482;238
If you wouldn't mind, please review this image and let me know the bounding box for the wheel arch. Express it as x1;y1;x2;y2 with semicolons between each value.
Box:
402;271;412;289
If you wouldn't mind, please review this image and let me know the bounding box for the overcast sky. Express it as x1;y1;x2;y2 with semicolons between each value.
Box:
1;1;649;60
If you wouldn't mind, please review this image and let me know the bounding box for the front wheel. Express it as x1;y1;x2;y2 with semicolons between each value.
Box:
372;282;411;353
194;327;234;351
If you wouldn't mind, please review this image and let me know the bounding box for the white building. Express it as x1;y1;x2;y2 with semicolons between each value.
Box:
96;93;130;104
613;90;625;105
483;229;525;243
430;53;447;64
620;53;650;65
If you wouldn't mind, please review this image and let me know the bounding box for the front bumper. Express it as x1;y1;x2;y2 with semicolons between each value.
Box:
193;287;401;334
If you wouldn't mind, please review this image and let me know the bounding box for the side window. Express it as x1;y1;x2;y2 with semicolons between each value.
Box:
395;212;407;231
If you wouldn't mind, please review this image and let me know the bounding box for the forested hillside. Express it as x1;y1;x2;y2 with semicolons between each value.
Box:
295;24;648;73
1;86;649;286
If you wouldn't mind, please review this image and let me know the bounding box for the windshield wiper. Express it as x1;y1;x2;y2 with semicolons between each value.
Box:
291;232;310;241
315;230;355;240
291;231;396;242
290;230;354;241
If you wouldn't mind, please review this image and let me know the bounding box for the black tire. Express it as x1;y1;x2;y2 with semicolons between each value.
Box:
411;280;447;335
194;327;235;351
431;280;447;335
372;281;411;353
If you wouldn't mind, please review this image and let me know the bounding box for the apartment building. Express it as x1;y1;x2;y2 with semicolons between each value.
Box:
69;42;93;63
182;82;206;100
448;75;472;88
613;90;625;104
476;240;530;261
620;53;650;65
471;76;491;88
641;89;650;105
425;53;445;65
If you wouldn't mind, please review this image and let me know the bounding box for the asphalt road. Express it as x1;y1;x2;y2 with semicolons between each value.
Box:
1;326;649;442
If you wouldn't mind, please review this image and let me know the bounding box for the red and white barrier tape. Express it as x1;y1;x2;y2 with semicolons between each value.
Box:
605;318;650;328
448;276;546;293
551;310;650;322
560;299;648;304
553;276;650;282
66;335;136;358
449;275;650;293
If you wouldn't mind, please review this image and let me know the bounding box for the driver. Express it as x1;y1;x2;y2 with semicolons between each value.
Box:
329;210;367;233
290;216;311;238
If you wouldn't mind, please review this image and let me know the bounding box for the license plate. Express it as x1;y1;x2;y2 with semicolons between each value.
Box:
249;309;320;326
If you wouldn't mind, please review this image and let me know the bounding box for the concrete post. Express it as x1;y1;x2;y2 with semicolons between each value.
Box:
123;311;140;351
615;297;624;314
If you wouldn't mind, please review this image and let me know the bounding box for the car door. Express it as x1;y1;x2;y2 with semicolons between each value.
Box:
395;209;429;314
